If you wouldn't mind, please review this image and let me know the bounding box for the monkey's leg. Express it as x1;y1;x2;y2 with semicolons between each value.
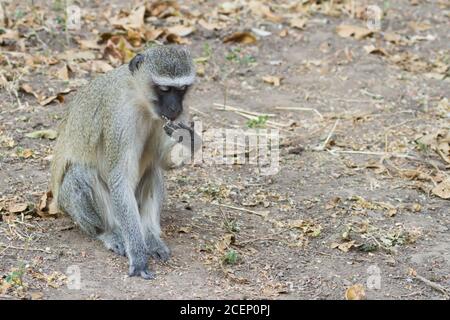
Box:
59;165;126;256
136;167;171;262
98;231;126;256
58;165;104;237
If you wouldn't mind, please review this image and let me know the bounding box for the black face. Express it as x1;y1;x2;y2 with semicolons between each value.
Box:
153;85;188;121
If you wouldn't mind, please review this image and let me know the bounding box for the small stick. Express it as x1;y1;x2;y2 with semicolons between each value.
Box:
328;150;419;161
436;148;450;165
234;111;289;128
0;243;51;253
314;119;339;151
213;103;276;117
415;274;449;297
212;203;269;218
274;106;324;120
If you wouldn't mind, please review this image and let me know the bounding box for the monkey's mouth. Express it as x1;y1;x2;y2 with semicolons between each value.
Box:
160;114;177;122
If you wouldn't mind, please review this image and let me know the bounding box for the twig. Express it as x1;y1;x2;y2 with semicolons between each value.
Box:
415;274;449;297
360;89;384;100
275;106;324;120
213;103;276;117
436;148;450;165
234;111;289;128
0;243;51;253
328;150;419;161
314;119;339;151
212;203;269;218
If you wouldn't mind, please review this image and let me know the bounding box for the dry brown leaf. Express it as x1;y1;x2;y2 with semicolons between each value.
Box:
20;83;41;100
290;18;307;30
216;234;235;253
223;32;257;45
89;60;114;73
56;64;70;81
58;50;96;62
7;202;28;213
262;75;282;86
0;29;19;42
432;178;450;199
110;6;146;29
417;130;450;164
279;29;288;37
30;291;44;300
383;32;408;45
104;36;135;64
39;88;73;106
364;45;388;56
331;240;355;252
146;1;180;18
198;19;224;31
77;39;102;50
408;21;432;32
167;25;195;37
248;1;282;23
218;2;242;15
165;33;190;44
37;191;59;218
178;226;192;234
345;284;366;300
336;24;373;40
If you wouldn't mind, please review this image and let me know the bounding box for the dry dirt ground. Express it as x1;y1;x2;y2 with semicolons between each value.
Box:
0;0;449;300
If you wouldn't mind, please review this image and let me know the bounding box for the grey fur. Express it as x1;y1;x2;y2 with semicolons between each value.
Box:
50;45;195;279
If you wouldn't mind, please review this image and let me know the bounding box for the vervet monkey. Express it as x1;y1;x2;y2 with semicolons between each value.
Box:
51;45;198;279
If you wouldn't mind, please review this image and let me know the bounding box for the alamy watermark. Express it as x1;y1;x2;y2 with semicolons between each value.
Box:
66;265;81;290
168;121;280;175
365;5;383;31
285;264;381;293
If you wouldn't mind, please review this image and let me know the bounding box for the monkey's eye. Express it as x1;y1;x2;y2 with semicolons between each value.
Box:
158;86;169;92
177;85;187;91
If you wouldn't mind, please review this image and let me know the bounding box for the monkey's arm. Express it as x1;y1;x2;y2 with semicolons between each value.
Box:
105;123;153;279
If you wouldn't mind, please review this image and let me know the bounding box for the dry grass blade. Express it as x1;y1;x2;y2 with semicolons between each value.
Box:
212;203;269;218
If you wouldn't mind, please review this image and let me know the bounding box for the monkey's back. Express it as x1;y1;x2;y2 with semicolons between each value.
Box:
50;65;132;204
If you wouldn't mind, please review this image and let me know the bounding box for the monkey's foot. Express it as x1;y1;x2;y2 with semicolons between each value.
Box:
98;232;126;256
129;265;155;280
148;240;171;262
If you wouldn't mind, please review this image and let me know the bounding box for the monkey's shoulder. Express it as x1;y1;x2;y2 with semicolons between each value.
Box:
67;66;132;112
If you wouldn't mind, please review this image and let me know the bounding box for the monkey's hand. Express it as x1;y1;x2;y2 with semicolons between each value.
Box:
163;120;193;138
146;235;171;262
128;261;155;280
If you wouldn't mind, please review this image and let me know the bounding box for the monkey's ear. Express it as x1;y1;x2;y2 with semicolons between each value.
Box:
129;54;144;74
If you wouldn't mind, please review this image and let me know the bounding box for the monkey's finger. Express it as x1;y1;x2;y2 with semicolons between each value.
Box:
176;121;194;133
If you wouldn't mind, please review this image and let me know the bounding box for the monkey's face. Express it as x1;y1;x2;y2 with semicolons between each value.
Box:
153;85;189;121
